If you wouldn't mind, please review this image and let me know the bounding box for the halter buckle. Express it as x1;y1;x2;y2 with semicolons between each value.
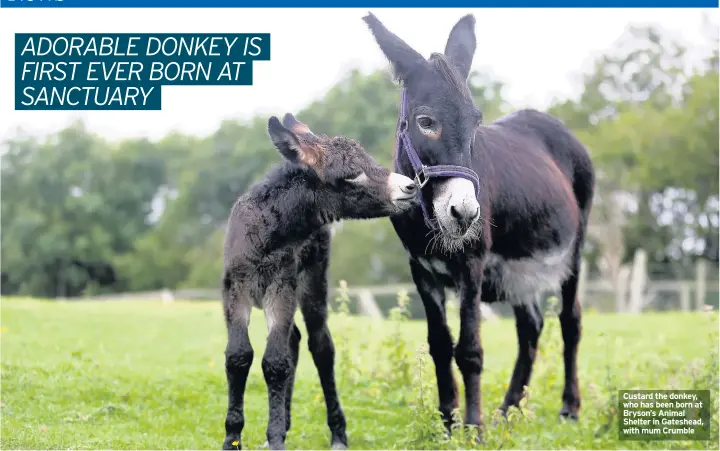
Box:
414;165;429;189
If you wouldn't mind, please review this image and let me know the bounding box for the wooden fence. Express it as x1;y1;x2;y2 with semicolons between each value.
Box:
580;253;716;314
63;255;716;320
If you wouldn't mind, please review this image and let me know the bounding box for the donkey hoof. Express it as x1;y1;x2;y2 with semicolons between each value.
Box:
492;404;525;427
559;405;579;421
222;436;241;450
491;406;509;427
265;441;285;451
330;430;348;450
466;425;485;446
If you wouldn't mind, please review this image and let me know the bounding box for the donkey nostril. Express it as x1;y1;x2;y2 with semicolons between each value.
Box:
450;205;462;220
450;205;480;226
405;182;417;193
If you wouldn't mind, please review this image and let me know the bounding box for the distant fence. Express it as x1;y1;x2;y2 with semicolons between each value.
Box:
62;285;497;320
581;253;718;315
62;255;717;321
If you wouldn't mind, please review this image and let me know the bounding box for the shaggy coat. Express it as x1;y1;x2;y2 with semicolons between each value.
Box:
221;114;416;450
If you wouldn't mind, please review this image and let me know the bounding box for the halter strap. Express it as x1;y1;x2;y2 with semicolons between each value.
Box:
394;89;480;228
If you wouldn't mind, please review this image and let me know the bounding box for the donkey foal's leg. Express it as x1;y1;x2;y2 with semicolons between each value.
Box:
299;274;347;448
222;282;254;450
498;302;544;418
262;288;297;450
303;311;347;449
284;324;301;433
298;231;347;449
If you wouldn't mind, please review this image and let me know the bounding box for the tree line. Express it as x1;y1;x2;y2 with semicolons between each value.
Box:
2;24;717;298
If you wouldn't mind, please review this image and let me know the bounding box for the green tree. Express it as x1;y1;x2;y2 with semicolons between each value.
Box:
1;122;165;296
549;23;719;275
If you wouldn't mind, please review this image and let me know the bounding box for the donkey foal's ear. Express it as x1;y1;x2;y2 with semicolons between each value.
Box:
267;116;319;168
282;113;315;136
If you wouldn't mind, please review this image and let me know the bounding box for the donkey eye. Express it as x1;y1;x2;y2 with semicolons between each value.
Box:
345;172;368;184
416;115;434;129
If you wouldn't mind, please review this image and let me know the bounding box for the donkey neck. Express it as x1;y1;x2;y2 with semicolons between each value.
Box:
246;164;339;254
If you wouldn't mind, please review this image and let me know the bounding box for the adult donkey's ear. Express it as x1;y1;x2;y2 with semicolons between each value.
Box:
363;12;426;82
444;14;476;81
268;116;321;168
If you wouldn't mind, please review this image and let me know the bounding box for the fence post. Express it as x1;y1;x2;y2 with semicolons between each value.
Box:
679;282;691;311
356;289;383;319
161;289;174;304
480;304;498;321
441;289;496;321
695;259;708;311
576;258;588;306
628;249;647;314
616;265;631;313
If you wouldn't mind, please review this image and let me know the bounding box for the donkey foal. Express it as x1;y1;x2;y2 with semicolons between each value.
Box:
221;114;417;451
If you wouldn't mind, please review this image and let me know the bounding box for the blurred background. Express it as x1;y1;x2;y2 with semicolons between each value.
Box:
2;9;718;319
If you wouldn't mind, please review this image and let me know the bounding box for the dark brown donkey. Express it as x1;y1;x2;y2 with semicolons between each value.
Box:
363;12;595;438
221;114;417;450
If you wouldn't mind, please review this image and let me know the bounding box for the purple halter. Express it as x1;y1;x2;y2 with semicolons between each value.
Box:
394;88;480;227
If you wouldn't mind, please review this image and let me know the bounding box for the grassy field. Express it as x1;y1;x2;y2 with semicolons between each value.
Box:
1;295;718;450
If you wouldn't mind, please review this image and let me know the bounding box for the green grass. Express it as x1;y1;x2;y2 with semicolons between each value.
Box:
1;296;718;450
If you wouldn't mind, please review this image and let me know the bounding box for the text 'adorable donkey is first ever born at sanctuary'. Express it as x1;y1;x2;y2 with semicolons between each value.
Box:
221;114;418;451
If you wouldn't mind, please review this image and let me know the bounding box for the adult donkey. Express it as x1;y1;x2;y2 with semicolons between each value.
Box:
363;12;595;435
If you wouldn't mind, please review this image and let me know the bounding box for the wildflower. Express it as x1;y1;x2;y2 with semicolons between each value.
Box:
209;360;216;368
232;440;239;447
1;327;6;333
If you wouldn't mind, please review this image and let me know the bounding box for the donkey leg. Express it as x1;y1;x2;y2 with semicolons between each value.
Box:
498;302;544;417
222;278;254;450
300;278;348;442
409;258;458;431
298;238;347;449
559;260;582;421
284;323;301;433
454;262;484;437
301;304;347;449
262;284;298;450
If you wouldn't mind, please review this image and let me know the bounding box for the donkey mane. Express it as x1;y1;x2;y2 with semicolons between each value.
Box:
428;53;473;100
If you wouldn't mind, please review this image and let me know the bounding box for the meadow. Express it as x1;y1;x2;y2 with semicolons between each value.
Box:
1;291;718;450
